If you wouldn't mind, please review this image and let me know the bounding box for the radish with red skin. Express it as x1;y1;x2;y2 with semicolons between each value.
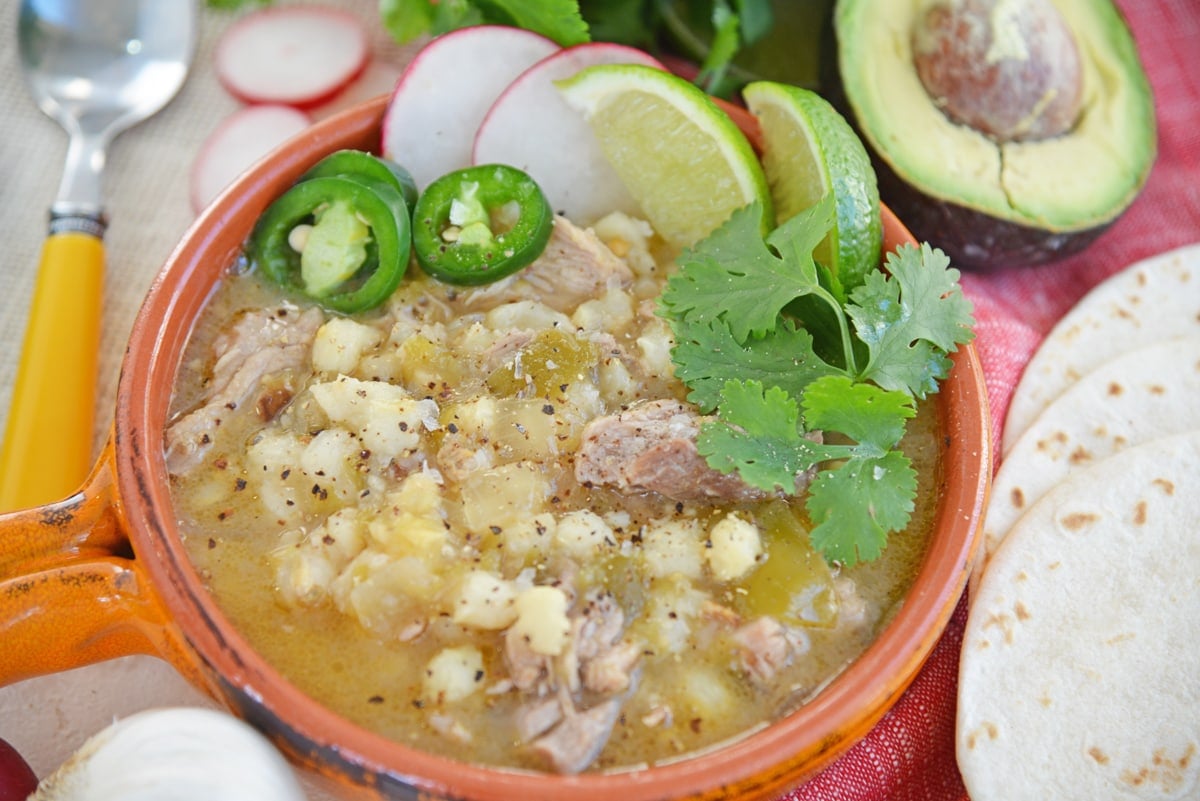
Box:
473;43;665;224
0;737;37;801
215;6;369;109
190;104;311;214
381;25;559;190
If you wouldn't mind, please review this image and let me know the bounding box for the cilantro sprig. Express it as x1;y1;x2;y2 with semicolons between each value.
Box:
379;0;590;48
659;198;974;566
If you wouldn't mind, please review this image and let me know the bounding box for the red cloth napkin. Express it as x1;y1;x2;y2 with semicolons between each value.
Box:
782;1;1200;799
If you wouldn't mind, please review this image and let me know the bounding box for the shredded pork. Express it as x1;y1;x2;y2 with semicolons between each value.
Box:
459;216;633;313
165;306;323;474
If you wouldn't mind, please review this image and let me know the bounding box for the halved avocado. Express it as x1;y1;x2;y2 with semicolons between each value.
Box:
832;0;1156;271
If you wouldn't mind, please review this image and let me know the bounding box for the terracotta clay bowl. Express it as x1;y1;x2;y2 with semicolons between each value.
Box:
0;94;990;800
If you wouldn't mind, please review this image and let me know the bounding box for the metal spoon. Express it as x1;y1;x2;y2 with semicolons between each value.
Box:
0;0;196;511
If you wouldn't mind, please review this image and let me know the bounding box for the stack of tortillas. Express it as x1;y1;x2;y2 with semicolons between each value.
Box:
957;243;1200;800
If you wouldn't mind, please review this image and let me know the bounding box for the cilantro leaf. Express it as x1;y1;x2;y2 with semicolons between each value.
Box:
492;1;590;45
764;194;836;288
650;137;973;566
696;0;740;93
205;0;270;8
578;0;656;47
661;201;834;342
806;450;916;566
380;0;589;46
735;0;775;44
801;374;914;448
669;315;839;412
380;0;476;40
846;242;975;398
696;380;814;492
696;376;918;565
800;376;917;565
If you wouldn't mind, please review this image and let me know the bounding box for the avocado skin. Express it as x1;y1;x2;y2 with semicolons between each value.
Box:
819;0;1148;273
870;153;1111;272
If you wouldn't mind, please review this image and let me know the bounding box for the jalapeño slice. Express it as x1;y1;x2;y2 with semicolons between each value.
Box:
247;174;411;314
301;149;419;210
412;164;553;286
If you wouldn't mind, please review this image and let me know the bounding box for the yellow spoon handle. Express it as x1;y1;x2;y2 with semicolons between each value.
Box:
0;231;104;511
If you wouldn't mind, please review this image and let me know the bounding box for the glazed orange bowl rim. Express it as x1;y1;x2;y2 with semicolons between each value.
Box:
114;95;990;800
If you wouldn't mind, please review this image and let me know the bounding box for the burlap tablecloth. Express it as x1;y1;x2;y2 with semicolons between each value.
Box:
0;0;1196;797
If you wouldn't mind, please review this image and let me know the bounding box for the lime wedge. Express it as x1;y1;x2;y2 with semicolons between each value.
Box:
557;64;773;251
743;80;881;294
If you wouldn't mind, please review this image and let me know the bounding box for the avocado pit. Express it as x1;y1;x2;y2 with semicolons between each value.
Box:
912;0;1083;142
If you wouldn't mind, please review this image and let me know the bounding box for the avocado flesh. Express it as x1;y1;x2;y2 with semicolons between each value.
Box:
833;0;1155;266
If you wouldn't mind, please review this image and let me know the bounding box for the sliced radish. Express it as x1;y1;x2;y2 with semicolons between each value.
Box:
190;104;311;213
381;25;560;190
215;6;370;109
473;43;665;224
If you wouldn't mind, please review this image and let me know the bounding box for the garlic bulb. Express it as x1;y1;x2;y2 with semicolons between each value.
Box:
31;707;308;801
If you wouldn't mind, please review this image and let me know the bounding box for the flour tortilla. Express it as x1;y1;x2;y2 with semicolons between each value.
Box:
957;431;1200;801
973;336;1200;590
1002;243;1200;455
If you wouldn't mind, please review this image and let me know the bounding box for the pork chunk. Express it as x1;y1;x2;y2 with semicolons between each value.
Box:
731;616;793;685
530;699;622;775
459;216;633;314
574;399;769;504
560;591;641;695
165;306;323;474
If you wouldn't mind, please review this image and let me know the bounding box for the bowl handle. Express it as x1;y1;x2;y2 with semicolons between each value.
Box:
0;436;173;686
